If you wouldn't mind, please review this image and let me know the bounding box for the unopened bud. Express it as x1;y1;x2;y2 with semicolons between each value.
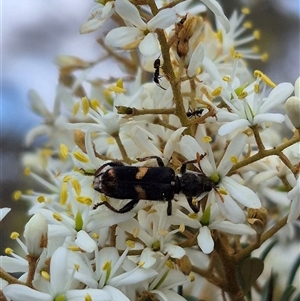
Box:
285;96;300;129
176;255;192;275
24;213;48;257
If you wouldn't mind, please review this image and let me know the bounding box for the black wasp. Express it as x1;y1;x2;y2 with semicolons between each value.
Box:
93;155;215;216
153;56;166;90
186;108;204;119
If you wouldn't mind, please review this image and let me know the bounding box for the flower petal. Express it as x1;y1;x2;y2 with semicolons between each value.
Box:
75;230;97;252
211;220;256;235
260;82;294;113
147;8;177;31
115;0;146;29
139;33;159;57
222;177;261;208
187;42;204;77
200;0;230;32
3;284;52;301
197;226;214;254
253;113;285;124
218;118;250;136
105;27;143;49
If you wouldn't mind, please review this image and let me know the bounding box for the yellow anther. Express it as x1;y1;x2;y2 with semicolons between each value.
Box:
102;261;111;271
60;144;69;160
41;270;50;281
212;87;222;97
253;30;261;40
216;29;223;43
254;84;260;94
254;70;276;88
219;187;228;195
126;240;135;248
230;156;238;164
73;101;80;116
68;245;81;251
63;175;72;182
81;97;90;115
188;213;199;219
73;151;89;163
76;196;93;206
158;229;168;236
223;76;231;82
13;190;22;200
74;264;80;271
90;99;101;111
71;178;81;196
10;232;19;239
24;167;31;176
92;232;99;239
106;137;115;145
166;259;174;269
133;228;139;238
60;182;68;205
261;53;269;62
233;52;243;59
252;45;260;53
179;224;185;233
5;248;13;255
37;195;45;203
243;21;253;29
238;91;248;99
138;261;145;267
190;273;195;282
53;212;63;222
85;294;92;301
241;7;251;14
203;136;212;143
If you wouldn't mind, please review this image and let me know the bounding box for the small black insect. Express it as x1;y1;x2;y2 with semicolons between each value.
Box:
93;155;215;215
186;108;204;119
153;56;166;90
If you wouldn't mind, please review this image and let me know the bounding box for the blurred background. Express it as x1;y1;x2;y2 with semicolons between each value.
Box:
1;0;299;253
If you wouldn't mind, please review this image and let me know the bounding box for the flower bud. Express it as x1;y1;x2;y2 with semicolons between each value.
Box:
285;96;300;129
24;212;48;257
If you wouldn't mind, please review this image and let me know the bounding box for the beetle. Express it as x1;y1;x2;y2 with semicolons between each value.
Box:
186;108;204;119
92;155;215;215
153;56;166;90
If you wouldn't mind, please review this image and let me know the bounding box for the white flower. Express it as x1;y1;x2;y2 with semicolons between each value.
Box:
80;2;115;34
3;247;111;301
105;0;177;56
179;134;261;223
190;203;256;254
285;77;300;129
218;81;294;136
119;207;186;259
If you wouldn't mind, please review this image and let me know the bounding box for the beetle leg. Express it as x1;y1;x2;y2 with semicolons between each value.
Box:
167;199;173;216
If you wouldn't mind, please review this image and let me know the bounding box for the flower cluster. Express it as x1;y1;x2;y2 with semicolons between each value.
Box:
2;1;299;301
